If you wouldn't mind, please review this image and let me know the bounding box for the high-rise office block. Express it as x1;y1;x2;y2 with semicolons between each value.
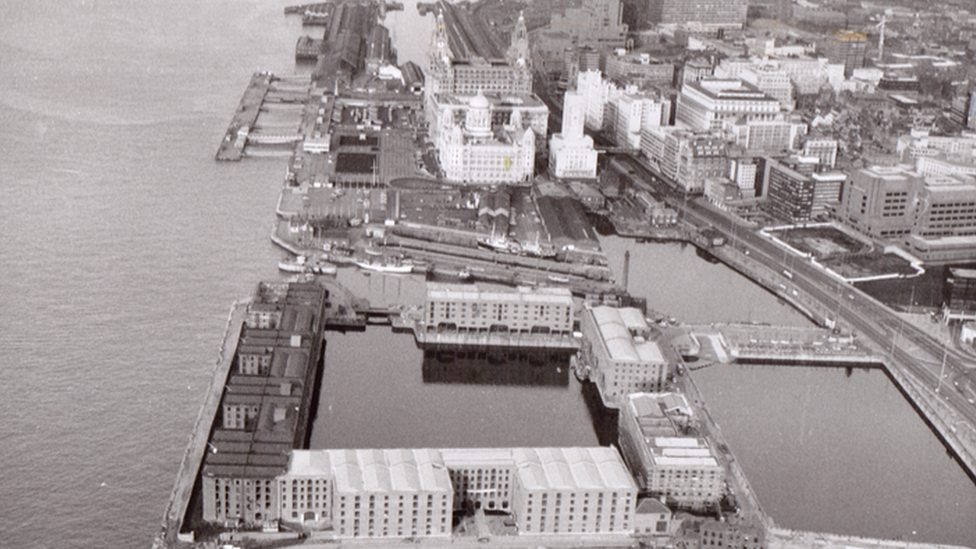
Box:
643;0;747;28
821;30;867;78
550;91;599;179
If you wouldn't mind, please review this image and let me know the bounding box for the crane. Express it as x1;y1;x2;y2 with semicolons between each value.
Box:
875;10;891;62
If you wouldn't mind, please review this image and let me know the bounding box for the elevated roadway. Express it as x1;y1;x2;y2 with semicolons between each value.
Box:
610;154;976;481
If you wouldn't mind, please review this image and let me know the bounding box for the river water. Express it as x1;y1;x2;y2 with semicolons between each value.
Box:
0;1;973;548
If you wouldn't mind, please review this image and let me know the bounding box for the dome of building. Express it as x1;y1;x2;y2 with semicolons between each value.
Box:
469;90;490;110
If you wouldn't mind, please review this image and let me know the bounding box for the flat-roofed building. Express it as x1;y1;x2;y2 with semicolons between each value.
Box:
699;519;765;549
774;55;829;95
618;398;724;511
837;166;921;240
912;176;976;240
604;52;674;88
640;126;727;194
837;166;976;261
681;58;713;85
946;267;976;316
644;0;747;27
549;0;628;49
765;160;815;223
605;90;672;150
424;284;574;335
810;171;846;218
581;307;669;406
821;30;867;78
803;139;838;169
577;70;615;131
511;447;638;535
676;79;781;132
739;64;793;110
729;119;804;153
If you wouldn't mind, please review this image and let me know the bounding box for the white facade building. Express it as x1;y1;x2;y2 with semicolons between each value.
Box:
550;91;599;179
581;306;669;407
779;56;831;95
577;70;615;131
280;449;454;538
676;78;782;132
605;90;672;149
435;91;536;184
738;64;794;110
617;394;725;511
511;447;638;535
424;284;575;335
279;447;638;538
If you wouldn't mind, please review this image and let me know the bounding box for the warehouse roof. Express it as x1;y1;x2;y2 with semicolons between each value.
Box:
589;307;665;365
513;447;636;492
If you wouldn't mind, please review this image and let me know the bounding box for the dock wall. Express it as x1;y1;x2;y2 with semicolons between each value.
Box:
152;302;247;549
768;527;972;549
681;371;774;532
683;242;976;483
881;356;976;485
412;325;582;351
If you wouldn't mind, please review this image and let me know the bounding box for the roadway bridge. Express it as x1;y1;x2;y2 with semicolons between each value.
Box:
595;146;640;155
247;132;304;145
684;323;880;367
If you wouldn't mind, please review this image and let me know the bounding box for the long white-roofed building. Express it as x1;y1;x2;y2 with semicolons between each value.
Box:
511;447;638;535
279;449;454;538
580;306;670;406
274;447;637;538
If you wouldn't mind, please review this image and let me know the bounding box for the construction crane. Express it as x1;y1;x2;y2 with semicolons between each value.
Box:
875;10;891;62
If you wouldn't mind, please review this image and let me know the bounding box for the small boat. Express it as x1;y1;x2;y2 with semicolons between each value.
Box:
279;255;337;275
547;274;570;283
278;255;310;273
354;258;414;274
477;236;511;253
521;234;557;258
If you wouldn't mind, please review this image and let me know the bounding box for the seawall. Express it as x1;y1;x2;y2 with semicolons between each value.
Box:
153;301;247;548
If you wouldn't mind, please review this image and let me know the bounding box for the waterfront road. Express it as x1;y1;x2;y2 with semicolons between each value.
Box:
610;155;976;455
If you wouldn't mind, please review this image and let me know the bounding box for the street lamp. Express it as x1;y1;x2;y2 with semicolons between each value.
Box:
936;341;948;394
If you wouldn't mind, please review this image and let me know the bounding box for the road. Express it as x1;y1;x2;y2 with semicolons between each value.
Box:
609;154;976;438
